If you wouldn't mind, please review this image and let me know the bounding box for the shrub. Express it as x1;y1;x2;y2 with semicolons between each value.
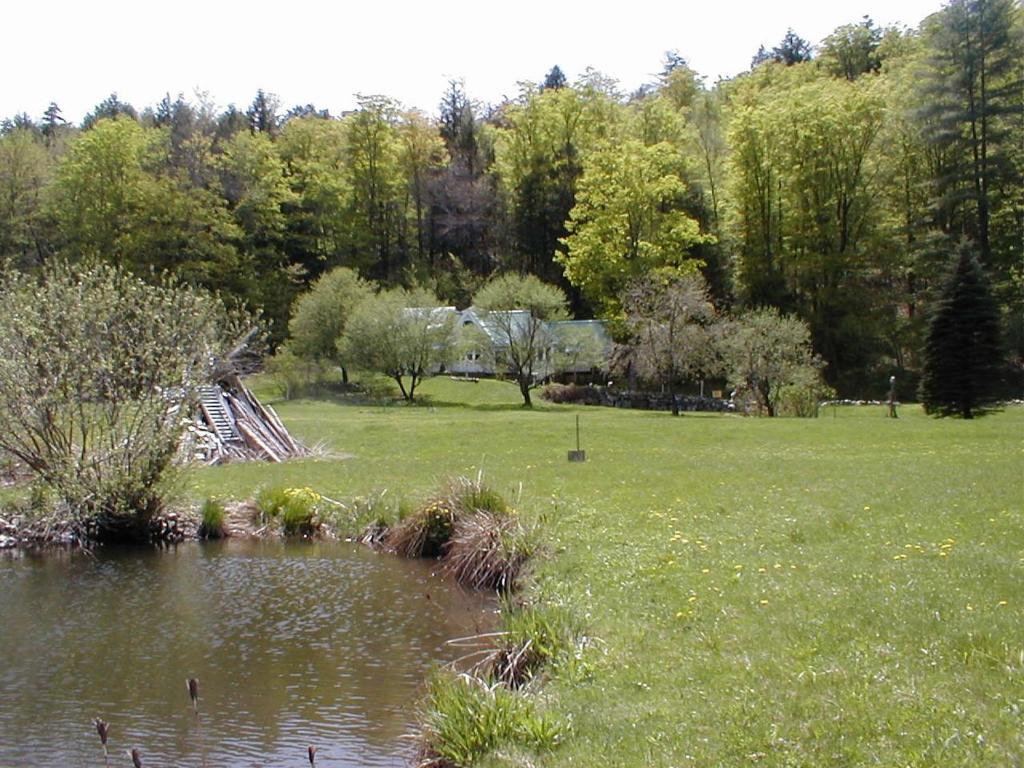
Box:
0;261;247;540
253;485;320;536
418;671;561;767
540;383;602;404
776;372;836;418
198;498;228;539
264;345;339;400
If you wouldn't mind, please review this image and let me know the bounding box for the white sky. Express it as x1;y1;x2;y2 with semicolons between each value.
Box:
3;0;944;123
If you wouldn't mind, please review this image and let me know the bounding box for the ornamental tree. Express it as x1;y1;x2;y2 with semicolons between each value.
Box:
338;287;456;402
473;274;568;407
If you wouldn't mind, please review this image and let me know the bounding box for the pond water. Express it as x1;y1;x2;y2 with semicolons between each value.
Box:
0;540;495;767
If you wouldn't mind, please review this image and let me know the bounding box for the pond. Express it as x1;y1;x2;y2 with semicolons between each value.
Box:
0;539;495;767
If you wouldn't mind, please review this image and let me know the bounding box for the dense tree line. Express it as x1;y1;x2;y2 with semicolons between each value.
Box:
1;1;1020;397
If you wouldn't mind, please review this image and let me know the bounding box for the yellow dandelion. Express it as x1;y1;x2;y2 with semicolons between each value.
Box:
759;599;769;606
701;568;710;574
997;600;1008;607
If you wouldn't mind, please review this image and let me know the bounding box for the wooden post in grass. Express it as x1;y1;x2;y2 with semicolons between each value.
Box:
568;415;586;462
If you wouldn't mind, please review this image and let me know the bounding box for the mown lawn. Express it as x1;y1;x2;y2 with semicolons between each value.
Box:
190;378;1024;767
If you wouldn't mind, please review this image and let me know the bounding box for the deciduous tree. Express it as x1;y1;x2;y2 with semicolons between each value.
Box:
338;287;456;401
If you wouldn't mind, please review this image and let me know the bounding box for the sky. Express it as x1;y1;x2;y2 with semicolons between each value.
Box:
2;0;946;124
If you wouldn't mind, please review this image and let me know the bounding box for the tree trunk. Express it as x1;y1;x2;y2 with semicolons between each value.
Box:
519;376;533;407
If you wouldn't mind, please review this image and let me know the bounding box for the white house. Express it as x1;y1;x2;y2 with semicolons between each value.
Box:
448;308;610;380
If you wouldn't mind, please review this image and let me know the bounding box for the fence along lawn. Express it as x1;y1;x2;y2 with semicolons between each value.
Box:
189;379;1024;767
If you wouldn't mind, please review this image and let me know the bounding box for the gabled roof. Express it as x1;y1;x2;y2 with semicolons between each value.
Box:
460;307;537;346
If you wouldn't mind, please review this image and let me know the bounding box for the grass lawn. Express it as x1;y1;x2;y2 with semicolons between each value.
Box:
189;378;1024;767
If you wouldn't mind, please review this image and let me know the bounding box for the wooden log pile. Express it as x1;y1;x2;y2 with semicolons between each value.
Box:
186;375;309;465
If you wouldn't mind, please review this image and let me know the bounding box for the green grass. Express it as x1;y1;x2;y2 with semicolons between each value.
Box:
190;377;1024;766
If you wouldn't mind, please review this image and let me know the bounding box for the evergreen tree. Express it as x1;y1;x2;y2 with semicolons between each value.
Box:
919;240;1003;418
542;65;568;90
918;0;1023;276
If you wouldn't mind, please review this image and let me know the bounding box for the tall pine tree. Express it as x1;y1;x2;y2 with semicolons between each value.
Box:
919;240;1003;418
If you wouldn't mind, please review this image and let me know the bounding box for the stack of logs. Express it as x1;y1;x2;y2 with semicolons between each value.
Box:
189;375;309;465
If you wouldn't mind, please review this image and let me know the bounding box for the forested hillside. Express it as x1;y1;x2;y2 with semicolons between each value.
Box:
1;3;1020;396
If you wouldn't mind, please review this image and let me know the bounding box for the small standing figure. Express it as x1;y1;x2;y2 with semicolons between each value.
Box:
888;375;898;419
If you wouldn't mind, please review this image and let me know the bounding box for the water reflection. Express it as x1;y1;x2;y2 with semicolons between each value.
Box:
0;540;494;767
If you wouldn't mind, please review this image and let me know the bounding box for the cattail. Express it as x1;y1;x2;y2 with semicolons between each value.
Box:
127;748;143;768
93;718;109;746
187;677;199;712
94;718;110;766
308;745;317;765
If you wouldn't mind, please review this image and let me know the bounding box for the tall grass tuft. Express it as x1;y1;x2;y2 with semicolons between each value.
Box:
417;670;561;767
443;510;535;591
387;475;508;559
488;602;583;689
253;486;320;536
198;498;227;539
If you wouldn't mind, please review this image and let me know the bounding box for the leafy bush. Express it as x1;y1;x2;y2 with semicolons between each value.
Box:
540;383;603;404
254;485;320;536
198;497;228;539
776;371;836;418
418;671;561;767
0;261;246;540
264;345;339;400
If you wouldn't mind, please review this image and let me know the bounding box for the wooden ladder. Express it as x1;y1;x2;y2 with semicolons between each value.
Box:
198;386;241;443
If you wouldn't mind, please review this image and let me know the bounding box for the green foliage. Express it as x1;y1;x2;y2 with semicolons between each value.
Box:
286;266;375;366
559;139;709;316
491;602;582;687
473;274;569;406
719;307;825;417
419;671;562;767
0;261;242;537
263;344;339;400
0;128;53;269
819;17;884;80
198;497;227;539
338;286;456;401
919;241;1004;418
253;485;320;535
918;0;1023;280
725;69;887;386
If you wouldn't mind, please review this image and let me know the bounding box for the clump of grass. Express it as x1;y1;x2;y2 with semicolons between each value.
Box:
198;497;228;539
253;486;320;536
417;670;561;768
488;602;583;689
387;475;509;559
388;498;457;557
444;510;535;591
